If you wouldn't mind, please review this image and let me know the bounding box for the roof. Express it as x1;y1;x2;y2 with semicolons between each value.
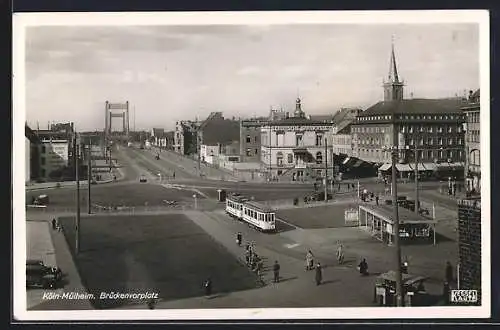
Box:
359;204;437;224
151;128;165;137
267;117;333;126
201;119;240;145
309;114;334;122
25;125;40;143
244;201;274;213
226;193;249;203
362;98;466;116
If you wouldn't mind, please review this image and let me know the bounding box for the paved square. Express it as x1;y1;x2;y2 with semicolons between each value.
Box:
59;214;259;309
277;203;360;229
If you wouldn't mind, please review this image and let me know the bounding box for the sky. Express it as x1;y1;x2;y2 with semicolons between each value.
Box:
25;23;479;131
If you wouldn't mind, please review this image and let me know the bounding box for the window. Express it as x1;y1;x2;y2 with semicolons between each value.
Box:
447;126;452;133
428;126;433;133
316;135;323;146
246;148;251;156
255;148;258;155
437;126;443;133
448;138;453;145
296;135;303;146
41;145;46;153
428;138;434;145
277;152;283;166
246;135;251;143
409;126;413;133
316;152;323;164
438;138;443;145
287;154;293;163
41;157;46;165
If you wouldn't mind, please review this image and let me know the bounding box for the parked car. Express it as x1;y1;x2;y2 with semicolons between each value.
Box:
139;175;147;183
26;259;62;289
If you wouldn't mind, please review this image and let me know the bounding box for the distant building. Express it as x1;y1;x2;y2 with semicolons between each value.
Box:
199;112;240;165
150;128;166;148
351;42;466;180
35;123;75;180
462;89;480;194
260;98;334;181
330;108;363;157
174;120;200;155
25;125;41;183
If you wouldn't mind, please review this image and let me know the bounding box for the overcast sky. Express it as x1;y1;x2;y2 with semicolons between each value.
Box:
25;23;479;131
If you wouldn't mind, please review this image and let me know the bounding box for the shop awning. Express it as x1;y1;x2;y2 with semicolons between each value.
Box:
378;163;392;171
395;164;412;172
422;163;437;171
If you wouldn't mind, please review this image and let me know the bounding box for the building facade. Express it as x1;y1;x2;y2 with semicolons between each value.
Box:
330;108;362;157
351;43;466;178
240;118;268;162
260;98;334;181
174;120;200;155
25;125;41;183
462;89;480;193
457;198;481;304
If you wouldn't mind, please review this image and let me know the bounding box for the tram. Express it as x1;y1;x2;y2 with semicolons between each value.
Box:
225;193;276;232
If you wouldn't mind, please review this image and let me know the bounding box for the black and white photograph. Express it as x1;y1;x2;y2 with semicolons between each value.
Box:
13;10;490;320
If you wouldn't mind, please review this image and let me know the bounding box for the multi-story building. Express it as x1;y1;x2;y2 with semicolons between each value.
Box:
174;120;200;155
240;117;268;162
260;98;334;181
463;89;480;193
351;43;466;179
150;128;165;148
330;108;363;157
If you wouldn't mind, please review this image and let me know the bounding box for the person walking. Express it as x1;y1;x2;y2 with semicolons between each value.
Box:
445;261;454;284
51;218;57;230
236;232;242;246
315;262;323;286
273;260;281;283
358;258;368;276
204;278;212;297
375;195;379;205
336;244;344;264
305;250;314;271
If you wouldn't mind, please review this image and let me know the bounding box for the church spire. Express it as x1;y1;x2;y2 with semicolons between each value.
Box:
383;37;404;102
388;39;400;83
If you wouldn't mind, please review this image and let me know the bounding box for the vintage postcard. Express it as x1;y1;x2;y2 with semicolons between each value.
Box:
12;10;490;320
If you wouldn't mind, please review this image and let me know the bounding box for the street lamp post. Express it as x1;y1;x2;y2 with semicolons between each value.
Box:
88;140;92;214
74;134;81;255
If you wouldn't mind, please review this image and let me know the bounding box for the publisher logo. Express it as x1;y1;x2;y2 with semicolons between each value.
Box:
450;290;478;303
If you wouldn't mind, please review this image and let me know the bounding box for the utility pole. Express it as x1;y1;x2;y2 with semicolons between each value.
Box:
390;113;403;307
88;139;92;214
414;144;419;214
324;137;328;202
74;134;81;255
197;128;201;177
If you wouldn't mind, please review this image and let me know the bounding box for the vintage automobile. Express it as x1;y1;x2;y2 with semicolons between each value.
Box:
26;259;63;289
33;194;50;205
139;174;147;183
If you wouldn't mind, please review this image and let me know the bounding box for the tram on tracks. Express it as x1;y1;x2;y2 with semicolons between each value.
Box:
225;193;276;232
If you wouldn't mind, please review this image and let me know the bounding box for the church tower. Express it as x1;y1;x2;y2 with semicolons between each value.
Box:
383;40;404;102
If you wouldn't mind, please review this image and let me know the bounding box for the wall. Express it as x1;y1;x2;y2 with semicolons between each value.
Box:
457;198;481;304
39;140;70;179
331;133;353;156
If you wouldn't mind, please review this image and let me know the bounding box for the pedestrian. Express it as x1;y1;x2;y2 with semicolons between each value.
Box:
173;171;176;179
445;261;453;284
358;258;368;276
51;218;57;230
315;262;323;285
305;250;314;271
336;244;344;264
236;232;242;246
442;281;451;305
375;195;379;205
402;258;409;274
204;278;212;297
273;260;280;283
